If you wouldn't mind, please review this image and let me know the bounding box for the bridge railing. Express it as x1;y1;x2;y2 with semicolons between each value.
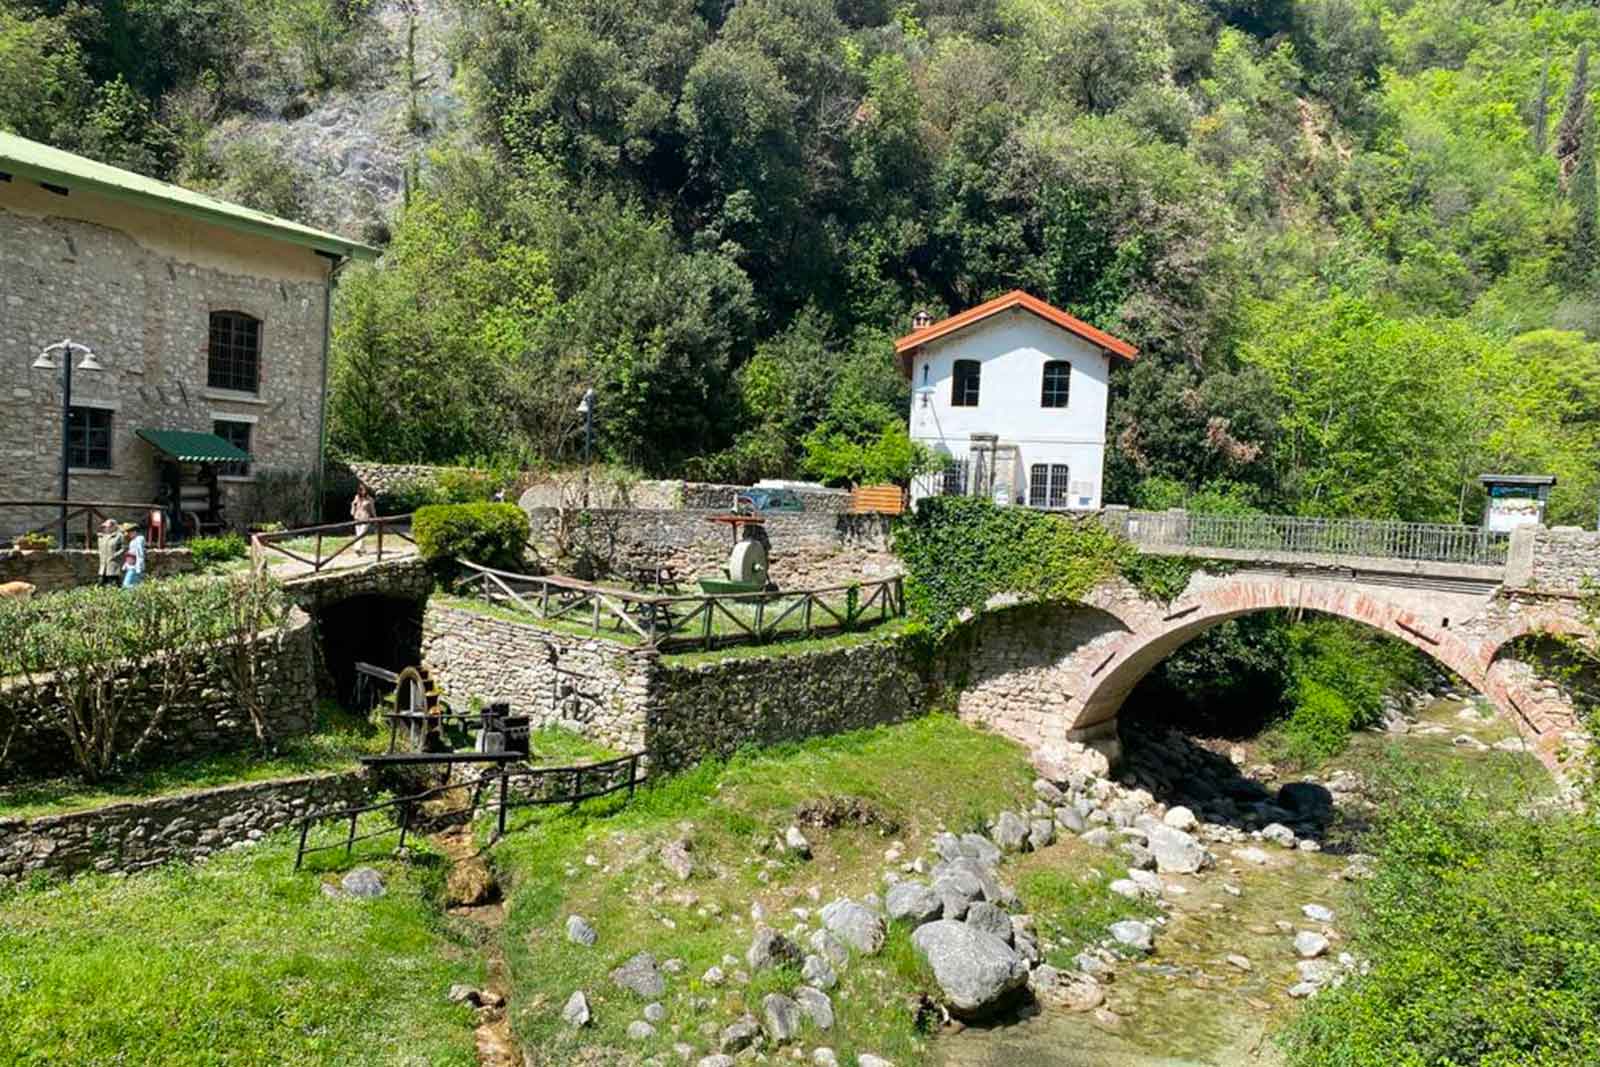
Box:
1115;508;1510;567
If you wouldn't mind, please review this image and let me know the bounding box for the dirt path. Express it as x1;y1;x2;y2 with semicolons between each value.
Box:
436;829;520;1067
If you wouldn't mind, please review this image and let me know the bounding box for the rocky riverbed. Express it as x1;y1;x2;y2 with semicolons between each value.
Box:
936;692;1556;1067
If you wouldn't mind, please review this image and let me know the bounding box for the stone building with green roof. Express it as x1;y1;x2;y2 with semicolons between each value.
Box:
0;132;379;542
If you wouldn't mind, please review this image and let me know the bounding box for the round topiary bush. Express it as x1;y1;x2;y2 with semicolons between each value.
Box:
412;503;530;573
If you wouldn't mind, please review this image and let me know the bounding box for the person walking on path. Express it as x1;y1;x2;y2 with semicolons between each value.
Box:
96;518;124;587
351;484;378;555
121;521;146;588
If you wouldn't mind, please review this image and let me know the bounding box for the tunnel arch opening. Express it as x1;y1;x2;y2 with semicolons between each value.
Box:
311;594;426;709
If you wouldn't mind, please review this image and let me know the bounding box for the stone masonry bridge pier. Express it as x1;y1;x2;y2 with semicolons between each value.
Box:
956;509;1600;776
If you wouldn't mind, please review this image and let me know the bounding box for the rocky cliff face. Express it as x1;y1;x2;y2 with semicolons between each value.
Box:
212;0;470;239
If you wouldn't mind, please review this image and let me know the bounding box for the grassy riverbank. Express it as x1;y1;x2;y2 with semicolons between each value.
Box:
0;836;482;1067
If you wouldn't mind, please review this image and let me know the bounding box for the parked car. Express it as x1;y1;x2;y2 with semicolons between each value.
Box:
734;488;805;514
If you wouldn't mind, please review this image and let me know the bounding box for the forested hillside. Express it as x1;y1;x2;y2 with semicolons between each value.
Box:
3;0;1598;522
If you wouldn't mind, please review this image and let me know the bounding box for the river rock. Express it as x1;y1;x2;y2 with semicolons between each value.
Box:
1146;824;1211;874
611;952;666;998
886;880;943;925
761;993;802;1043
1302;903;1335;923
1226;954;1252;971
1109;919;1155;953
1028;818;1056;850
809;928;850;967
911;920;1029;1018
812;1050;838;1067
698;1057;736;1067
566;914;598;946
959;832;1002;866
1081;827;1114;848
1294;931;1330;958
341;867;385;899
821;899;886;954
562;990;590;1027
1109;878;1144;900
964;901;1014;945
933;869;984;920
627;1020;656;1041
932;832;964;862
784;826;812;858
858;1056;895;1067
991;811;1031;852
660;838;695;880
1260;823;1297;848
795;986;834;1029
802;953;837;989
748;926;803;971
1278;783;1333;818
720;1015;760;1053
1055;806;1087;834
1232;846;1270;866
1162;805;1198;831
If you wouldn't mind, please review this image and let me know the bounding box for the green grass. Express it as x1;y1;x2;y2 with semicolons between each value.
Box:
1016;857;1159;968
0;832;482;1067
484;714;1037;1065
661;618;910;667
0;702;387;820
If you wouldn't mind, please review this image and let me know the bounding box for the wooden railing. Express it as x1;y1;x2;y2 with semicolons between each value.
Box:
250;513;416;574
1115;508;1510;567
452;560;906;651
1;499;159;550
293;752;645;869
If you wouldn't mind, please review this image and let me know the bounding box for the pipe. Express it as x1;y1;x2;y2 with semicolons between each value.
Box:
314;254;350;522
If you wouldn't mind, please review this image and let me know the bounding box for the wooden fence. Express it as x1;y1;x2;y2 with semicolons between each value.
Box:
1;499;159;549
849;484;907;515
251;513;416;574
452;560;905;651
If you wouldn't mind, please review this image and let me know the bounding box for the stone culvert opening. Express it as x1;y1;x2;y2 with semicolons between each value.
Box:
313;594;426;707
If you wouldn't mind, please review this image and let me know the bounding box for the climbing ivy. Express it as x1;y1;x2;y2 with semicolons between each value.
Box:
893;497;1132;636
1120;552;1205;605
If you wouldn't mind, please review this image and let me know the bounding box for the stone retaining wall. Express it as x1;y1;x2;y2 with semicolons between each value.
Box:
0;769;370;882
420;603;654;753
0;547;195;594
2;611;319;781
516;479;851;513
525;507;895;588
645;634;929;772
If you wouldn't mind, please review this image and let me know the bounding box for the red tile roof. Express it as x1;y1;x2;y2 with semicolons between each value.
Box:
894;290;1138;375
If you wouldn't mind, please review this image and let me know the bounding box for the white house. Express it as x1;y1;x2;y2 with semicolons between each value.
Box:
897;290;1138;511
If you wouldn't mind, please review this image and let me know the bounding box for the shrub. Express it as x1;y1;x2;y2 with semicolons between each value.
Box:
188;533;248;569
1263;678;1355;766
413;502;528;572
1280;765;1600;1066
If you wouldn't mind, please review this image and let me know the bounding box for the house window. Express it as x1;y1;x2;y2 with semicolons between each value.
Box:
1041;361;1070;408
67;407;112;470
941;458;970;497
213;419;252;478
951;359;980;407
1028;464;1071;509
208;311;261;393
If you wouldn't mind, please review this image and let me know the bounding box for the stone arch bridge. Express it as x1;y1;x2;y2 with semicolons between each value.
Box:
956;509;1600;776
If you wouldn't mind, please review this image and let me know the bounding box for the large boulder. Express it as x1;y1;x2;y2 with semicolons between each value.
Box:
1145;825;1211;875
761;993;802;1044
932;869;984;921
990;812;1031;853
964;901;1014;945
911;920;1028;1018
820;899;886;955
795;986;834;1030
1278;782;1333;819
885;880;943;925
958;833;1002;866
748;926;804;971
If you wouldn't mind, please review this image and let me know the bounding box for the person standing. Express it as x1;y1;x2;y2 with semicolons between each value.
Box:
96;518;124;587
121;521;146;588
351;483;378;554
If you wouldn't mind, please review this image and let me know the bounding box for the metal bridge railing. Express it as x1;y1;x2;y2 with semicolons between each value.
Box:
1116;509;1510;567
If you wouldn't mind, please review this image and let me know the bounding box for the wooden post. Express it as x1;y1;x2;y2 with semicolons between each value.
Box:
628;755;638;800
803;595;813;637
754;597;766;643
701;601;713;650
397;800;410;852
377;519;385;562
497;772;509;836
295;820;310;871
346;811;358;856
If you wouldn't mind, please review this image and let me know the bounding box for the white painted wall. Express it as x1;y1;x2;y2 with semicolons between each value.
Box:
907;308;1113;510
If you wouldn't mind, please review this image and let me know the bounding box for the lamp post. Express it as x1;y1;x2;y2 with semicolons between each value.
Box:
31;339;104;549
576;388;596;509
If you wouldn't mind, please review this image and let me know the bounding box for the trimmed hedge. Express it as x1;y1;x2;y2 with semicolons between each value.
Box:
413;503;529;572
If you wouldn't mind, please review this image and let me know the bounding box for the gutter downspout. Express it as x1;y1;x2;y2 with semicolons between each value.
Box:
315;254;350;522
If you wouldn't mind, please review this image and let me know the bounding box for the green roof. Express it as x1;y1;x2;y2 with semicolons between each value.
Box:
136;428;252;464
0;132;380;261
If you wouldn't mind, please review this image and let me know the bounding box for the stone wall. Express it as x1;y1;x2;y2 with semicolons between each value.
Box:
2;611;319;781
645;633;929;772
420;602;653;753
1527;526;1600;595
0;547;195;593
0;769;370;882
325;460;478;500
526;507;896;588
679;482;851;513
515;479;851;513
284;554;436;612
0;195;332;543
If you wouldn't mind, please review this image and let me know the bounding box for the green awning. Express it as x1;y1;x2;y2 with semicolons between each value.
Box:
135;428;252;463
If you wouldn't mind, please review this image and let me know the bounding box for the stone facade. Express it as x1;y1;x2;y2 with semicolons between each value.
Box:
516;479;851;513
526;507;896;588
421;602;655;753
2;611;319;781
0;769;369;882
0;546;195;593
0;176;338;543
646;635;929;772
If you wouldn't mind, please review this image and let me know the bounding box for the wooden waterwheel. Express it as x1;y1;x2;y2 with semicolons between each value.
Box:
393;665;443;753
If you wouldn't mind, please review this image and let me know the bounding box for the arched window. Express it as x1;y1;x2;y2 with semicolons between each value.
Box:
1041;361;1070;408
951;359;980;407
208;310;261;393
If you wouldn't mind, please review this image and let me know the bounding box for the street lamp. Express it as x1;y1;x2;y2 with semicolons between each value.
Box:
576;388;596;509
32;339;104;548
